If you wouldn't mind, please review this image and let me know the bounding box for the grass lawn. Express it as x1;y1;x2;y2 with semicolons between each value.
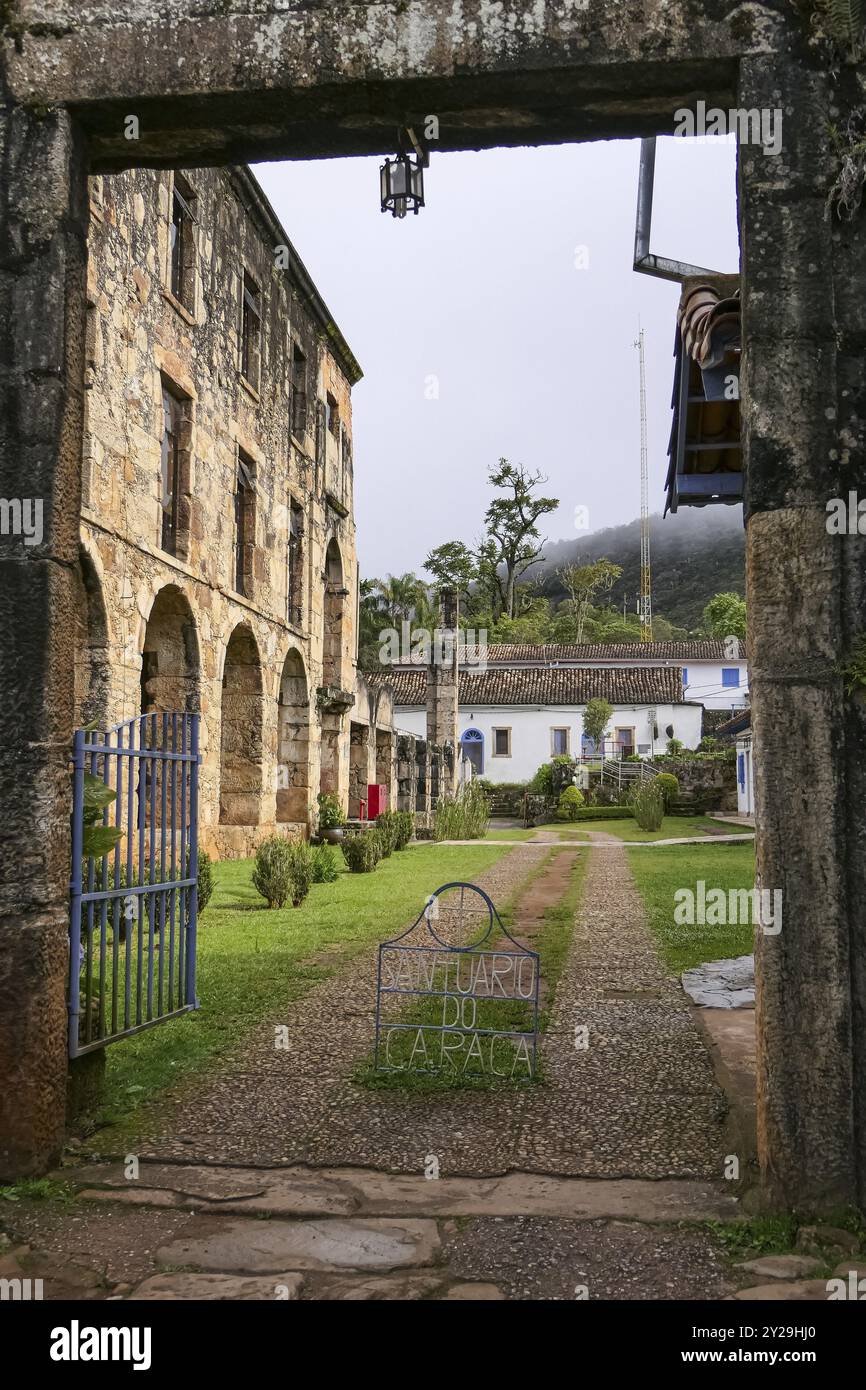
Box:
94;842;508;1134
356;848;586;1092
484;816;751;844
627;840;756;973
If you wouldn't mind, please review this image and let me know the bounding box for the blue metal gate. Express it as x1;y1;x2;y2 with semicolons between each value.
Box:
69;712;201;1057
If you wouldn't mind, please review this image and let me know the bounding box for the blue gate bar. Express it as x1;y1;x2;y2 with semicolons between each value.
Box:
68;711;201;1058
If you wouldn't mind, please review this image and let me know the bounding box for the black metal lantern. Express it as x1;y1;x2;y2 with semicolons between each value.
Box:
380;130;426;218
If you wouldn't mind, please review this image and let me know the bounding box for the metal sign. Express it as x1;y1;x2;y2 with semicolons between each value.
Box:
374;881;539;1081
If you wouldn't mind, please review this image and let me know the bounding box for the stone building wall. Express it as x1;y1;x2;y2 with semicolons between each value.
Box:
74;163;399;857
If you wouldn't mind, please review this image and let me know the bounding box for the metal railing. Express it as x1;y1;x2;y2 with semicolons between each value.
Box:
68;712;200;1057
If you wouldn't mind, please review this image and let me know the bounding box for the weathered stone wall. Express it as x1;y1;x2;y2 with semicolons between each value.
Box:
77;164;368;856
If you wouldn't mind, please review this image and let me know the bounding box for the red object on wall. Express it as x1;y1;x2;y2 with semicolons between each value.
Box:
366;784;388;818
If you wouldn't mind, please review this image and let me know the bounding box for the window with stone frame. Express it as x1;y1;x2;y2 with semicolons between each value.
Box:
169;172;197;311
240;271;262;389
234;449;256;597
492;727;511;757
340;426;352;505
327;391;340;437
160;381;192;560
287;496;304;628
551;727;570;756
290;341;307;440
315;399;326;481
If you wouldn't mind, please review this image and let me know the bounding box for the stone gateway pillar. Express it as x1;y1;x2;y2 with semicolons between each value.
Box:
739;54;866;1210
0;104;90;1176
426;587;459;797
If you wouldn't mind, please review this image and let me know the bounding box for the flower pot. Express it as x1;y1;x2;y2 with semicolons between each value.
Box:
323;826;344;845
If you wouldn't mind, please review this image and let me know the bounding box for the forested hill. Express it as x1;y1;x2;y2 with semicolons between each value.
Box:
537;507;745;631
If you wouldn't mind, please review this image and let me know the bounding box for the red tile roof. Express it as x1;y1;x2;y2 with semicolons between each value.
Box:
391;640;735;666
369;666;687;707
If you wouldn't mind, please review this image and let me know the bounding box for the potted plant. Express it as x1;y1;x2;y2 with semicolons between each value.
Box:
317;792;345;844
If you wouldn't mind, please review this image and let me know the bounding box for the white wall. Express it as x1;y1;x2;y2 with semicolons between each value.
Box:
681;660;748;710
736;734;755;815
396;702;703;783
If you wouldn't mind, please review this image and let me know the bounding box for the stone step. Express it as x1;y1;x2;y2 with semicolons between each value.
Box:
155;1216;440;1274
66;1160;740;1222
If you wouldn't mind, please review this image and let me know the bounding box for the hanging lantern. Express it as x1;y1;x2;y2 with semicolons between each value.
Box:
380;129;427;218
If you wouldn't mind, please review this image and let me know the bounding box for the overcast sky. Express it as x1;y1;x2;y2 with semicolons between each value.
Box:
255;136;739;581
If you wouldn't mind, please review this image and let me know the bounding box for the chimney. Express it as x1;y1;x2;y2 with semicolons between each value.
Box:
426;587;459;795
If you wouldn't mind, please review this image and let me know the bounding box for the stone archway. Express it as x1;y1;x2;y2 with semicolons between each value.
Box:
2;1;864;1207
140;585;200;716
277;648;310;827
73;545;111;730
219;624;263;827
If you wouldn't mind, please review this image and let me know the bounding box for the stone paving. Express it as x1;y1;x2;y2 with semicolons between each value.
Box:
103;839;728;1180
10;837;858;1300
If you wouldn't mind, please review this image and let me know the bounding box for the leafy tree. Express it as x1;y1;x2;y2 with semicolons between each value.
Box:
478;460;558;620
583;697;613;750
557;559;623;643
373;572;427;626
703;591;747;641
424;541;478;600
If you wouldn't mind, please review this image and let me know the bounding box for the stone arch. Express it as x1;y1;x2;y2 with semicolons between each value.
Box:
322;536;345;688
73;544;111;729
276;647;310;826
219;622;263;826
140;583;200;715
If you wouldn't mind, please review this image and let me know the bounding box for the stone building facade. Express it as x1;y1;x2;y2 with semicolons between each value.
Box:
74;163;408;857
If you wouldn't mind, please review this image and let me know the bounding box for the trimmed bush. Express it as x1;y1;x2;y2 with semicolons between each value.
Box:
374;810;397;856
654;772;680;810
197;850;214;913
556;785;585;821
284;841;314;906
393;810;415;849
341;829;381;873
252;835;296;908
630;781;665;832
569;805;634;821
310;843;340;883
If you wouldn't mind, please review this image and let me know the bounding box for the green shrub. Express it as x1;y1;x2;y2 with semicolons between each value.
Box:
666;737;684;755
283;840;314;906
630;781;665;832
196;850;214;913
570;805;634;821
316;792;344;830
375;810;398;856
252;835;296;908
529;763;553;795
393;810;415;849
556;785;584;821
653;772;680;810
310;843;339;883
433;781;490;841
341;829;381;873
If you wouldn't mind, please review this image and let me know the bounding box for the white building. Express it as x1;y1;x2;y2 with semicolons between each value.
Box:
717;709;754;816
458;640;749;712
386;665;703;784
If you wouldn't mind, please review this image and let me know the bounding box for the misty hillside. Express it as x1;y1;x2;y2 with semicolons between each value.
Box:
537;507;745;631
